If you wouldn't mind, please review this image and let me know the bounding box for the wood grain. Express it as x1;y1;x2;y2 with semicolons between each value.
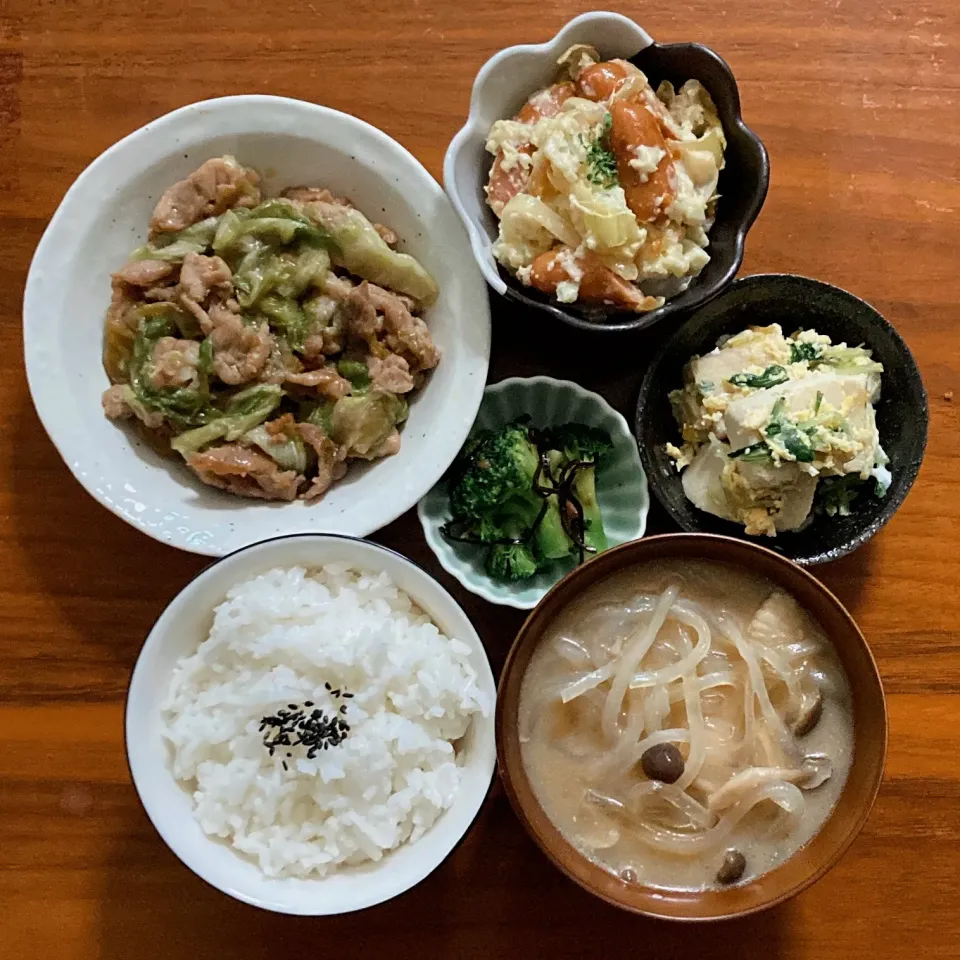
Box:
1;0;958;956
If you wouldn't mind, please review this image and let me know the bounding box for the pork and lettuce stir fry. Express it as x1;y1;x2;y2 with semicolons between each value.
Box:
101;156;440;501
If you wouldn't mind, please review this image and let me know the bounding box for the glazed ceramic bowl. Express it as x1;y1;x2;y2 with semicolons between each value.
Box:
636;274;928;565
444;11;768;333
24;95;490;556
496;533;887;921
126;534;497;915
418;377;649;609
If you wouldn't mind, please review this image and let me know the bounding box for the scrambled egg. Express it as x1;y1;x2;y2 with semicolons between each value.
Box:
667;324;889;536
485;50;726;308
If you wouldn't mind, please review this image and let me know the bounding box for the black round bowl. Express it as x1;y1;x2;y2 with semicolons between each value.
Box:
636;274;928;565
496;41;769;333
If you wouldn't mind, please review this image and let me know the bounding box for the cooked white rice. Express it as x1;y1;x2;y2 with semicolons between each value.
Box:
161;564;491;878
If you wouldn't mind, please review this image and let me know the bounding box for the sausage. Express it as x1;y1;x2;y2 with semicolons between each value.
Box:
486;82;576;216
609;99;677;223
576;60;633;101
528;246;661;313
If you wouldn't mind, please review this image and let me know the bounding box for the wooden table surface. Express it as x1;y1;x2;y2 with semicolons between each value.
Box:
2;0;958;956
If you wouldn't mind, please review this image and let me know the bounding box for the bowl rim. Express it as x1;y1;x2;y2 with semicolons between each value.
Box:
124;531;497;915
417;374;650;609
24;94;491;556
495;532;888;921
442;12;770;333
635;272;929;564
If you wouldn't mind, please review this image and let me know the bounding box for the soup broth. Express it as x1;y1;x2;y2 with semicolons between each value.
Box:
518;560;853;891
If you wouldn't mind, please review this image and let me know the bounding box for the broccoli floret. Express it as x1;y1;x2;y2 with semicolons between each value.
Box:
449;420;540;519
486;542;538;581
443;419;615;581
542;423;613;462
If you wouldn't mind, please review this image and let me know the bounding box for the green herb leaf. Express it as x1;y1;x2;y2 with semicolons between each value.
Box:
728;365;790;390
789;341;823;364
729;443;773;463
781;427;815;462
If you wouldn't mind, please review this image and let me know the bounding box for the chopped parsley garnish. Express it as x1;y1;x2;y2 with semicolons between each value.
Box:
789;341;823;364
727;365;790;390
582;113;618;189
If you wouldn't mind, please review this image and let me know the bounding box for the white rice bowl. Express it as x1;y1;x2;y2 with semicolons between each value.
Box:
161;564;491;879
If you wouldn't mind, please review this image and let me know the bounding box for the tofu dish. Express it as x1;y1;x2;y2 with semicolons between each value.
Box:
485;44;726;314
101;156;440;502
667;325;890;536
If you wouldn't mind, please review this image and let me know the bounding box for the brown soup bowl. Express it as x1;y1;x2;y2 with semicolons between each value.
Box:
496;533;887;921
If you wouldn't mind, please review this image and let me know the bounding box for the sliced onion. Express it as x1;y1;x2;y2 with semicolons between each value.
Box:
554;636;592;668
630;605;711;689
601;586;679;742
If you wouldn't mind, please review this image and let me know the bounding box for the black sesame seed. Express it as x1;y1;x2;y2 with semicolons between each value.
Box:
342;692;354;698
324;683;331;691
305;701;314;707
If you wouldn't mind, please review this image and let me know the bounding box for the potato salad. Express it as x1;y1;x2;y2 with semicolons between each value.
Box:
667;324;890;536
484;44;726;314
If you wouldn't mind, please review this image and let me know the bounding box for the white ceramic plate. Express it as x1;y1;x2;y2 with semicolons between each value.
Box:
418;377;649;609
125;534;497;915
25;96;491;555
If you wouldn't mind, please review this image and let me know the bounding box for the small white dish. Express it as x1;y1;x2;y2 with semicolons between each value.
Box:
443;11;653;297
418;377;649;609
125;534;497;915
24;95;490;556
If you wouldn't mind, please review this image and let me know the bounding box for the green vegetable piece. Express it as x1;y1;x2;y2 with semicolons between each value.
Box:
306;203;438;306
542;423;613;555
240;217;328;247
789;341;823;364
212;209;251;257
259;294;310;350
330;390;407;458
129;216;219;262
233;248;284;308
729;443;773;463
337;359;371;395
248;198;312;222
302;398;336;435
486;542;539;582
727;365;790;390
244;423;310;473
816;474;885;518
129;316;211;429
534;495;574;561
818;343;883;373
170;384;283;457
284;246;331;299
